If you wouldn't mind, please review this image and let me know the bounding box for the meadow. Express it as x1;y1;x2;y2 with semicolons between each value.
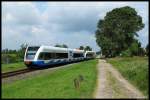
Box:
2;62;26;73
2;59;98;98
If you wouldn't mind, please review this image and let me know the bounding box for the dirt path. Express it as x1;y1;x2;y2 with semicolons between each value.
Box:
94;59;146;99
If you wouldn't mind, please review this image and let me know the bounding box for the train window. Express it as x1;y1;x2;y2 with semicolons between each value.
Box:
86;53;94;57
26;46;40;60
28;46;40;51
38;52;55;60
38;52;68;60
55;53;68;59
26;53;36;60
73;53;84;58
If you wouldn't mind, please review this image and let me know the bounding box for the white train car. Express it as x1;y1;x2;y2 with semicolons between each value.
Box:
72;49;84;61
84;51;96;59
24;45;85;68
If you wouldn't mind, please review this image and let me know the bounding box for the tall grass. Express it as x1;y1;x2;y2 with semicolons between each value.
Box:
2;62;26;73
107;57;148;96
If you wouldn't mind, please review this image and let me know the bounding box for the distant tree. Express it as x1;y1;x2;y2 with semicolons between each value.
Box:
2;48;9;54
20;43;28;50
79;46;84;50
62;44;68;48
8;50;17;54
2;54;9;64
55;44;62;47
2;52;18;64
55;44;68;48
18;43;28;59
95;6;144;57
2;44;28;63
84;46;92;51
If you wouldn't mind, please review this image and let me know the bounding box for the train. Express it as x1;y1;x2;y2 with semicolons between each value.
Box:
24;45;96;68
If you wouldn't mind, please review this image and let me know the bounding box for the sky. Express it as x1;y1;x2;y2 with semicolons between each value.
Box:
2;2;149;52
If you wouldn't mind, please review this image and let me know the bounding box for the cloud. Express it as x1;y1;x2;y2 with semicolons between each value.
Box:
2;2;148;51
3;2;41;25
42;6;98;33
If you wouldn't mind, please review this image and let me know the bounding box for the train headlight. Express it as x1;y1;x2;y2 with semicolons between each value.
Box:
25;61;32;65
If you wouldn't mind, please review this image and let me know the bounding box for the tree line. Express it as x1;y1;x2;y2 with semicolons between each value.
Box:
54;44;92;51
2;44;28;64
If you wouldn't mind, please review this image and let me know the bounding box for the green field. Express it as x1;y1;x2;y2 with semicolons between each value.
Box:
2;62;26;73
107;56;148;96
2;59;98;98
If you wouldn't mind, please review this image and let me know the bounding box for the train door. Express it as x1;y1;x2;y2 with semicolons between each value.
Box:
68;50;73;60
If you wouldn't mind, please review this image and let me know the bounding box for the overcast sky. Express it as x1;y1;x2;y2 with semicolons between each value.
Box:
2;2;148;52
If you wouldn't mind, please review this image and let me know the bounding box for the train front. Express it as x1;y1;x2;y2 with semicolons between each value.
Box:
24;46;40;68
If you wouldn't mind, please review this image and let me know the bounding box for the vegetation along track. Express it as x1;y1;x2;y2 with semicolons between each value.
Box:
2;68;36;78
2;61;86;79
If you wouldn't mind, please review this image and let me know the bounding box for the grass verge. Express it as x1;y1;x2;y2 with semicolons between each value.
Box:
2;59;98;98
2;62;26;73
107;56;148;96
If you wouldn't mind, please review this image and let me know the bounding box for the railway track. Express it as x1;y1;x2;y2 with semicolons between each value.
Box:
2;68;36;78
1;60;92;79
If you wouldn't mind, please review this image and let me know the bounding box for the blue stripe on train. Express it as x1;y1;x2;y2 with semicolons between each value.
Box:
30;57;85;68
32;60;67;67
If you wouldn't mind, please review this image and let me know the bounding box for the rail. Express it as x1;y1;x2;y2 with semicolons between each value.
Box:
2;68;36;78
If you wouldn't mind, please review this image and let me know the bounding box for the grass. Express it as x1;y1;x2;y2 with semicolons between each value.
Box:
107;56;148;96
2;59;98;98
2;62;26;73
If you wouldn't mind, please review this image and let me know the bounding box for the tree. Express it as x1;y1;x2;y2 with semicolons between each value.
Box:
121;39;145;57
55;44;68;48
129;40;139;56
62;44;68;48
95;6;144;57
84;46;92;51
18;43;28;59
55;44;62;48
2;48;9;54
79;46;84;50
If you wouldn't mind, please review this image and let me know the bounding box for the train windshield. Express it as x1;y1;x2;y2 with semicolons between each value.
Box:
26;46;39;60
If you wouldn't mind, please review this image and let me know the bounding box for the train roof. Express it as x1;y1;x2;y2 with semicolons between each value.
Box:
41;45;68;50
27;45;94;53
29;45;84;53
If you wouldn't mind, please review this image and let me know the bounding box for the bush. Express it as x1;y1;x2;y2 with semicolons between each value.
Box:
129;42;139;56
120;49;132;57
120;40;144;57
2;54;23;64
